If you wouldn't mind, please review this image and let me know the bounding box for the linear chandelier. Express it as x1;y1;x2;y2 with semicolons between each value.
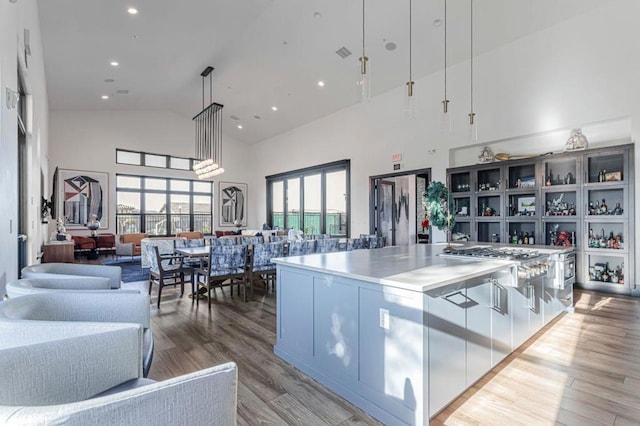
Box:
193;66;224;179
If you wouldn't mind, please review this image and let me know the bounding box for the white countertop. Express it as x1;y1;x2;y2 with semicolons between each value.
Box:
273;243;572;293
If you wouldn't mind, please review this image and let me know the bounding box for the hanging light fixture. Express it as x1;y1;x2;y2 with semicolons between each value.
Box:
468;0;478;143
440;0;452;131
404;0;416;119
357;0;371;102
193;66;225;179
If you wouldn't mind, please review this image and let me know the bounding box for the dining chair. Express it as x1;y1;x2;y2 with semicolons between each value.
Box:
368;236;386;249
147;245;194;308
350;237;368;250
287;240;316;256
240;236;263;245
268;235;287;242
196;245;248;306
315;238;340;253
216;237;238;246
249;242;284;295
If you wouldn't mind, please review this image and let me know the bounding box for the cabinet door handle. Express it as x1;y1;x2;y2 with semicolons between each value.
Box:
491;280;501;311
527;285;535;310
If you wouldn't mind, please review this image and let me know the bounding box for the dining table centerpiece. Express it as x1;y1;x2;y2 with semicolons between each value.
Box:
424;181;456;253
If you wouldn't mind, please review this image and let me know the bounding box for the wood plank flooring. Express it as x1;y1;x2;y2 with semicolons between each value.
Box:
131;273;639;425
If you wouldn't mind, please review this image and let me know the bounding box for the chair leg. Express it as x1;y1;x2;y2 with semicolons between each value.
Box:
148;278;153;295
157;278;163;309
179;272;185;297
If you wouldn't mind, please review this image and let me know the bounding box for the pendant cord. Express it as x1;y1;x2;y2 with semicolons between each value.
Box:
362;0;365;56
470;0;474;115
444;0;447;100
409;0;412;83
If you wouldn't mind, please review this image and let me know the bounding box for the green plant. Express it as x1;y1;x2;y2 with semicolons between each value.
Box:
424;181;456;231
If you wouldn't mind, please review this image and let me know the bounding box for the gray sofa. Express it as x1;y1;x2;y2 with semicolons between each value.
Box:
0;321;237;425
0;292;154;377
21;263;122;289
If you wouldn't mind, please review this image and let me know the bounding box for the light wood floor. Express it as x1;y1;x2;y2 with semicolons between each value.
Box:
139;278;639;425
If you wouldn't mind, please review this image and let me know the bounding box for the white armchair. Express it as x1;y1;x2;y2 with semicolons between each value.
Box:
21;263;122;289
5;277;112;298
0;321;238;425
0;292;154;377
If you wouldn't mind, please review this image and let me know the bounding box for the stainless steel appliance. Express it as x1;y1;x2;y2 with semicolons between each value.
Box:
545;251;575;312
440;246;551;287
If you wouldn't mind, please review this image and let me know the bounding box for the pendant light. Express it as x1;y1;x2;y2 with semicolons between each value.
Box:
193;67;225;179
357;0;371;103
468;0;478;143
440;0;452;131
404;0;416;119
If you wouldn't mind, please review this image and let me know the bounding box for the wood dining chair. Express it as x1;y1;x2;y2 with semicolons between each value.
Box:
148;246;194;308
249;242;284;295
196;245;248;306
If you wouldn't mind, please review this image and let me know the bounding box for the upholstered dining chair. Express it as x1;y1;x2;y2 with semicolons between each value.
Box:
268;235;287;243
315;238;340;253
196;245;248;306
287;240;316;256
249;242;284;296
349;237;368;250
147;245;194;308
240;236;263;245
368;236;386;249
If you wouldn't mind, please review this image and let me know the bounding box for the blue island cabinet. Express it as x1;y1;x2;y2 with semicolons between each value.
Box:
275;265;429;426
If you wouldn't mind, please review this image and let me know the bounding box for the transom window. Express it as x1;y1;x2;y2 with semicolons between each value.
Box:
116;174;212;236
116;148;194;171
266;160;350;237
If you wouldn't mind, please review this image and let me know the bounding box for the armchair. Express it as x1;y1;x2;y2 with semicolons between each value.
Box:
0;292;154;377
116;233;148;261
6;277;111;298
21;263;122;289
0;321;237;425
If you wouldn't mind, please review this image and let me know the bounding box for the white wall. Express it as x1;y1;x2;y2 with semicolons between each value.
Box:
247;0;640;282
48;110;251;235
0;0;49;291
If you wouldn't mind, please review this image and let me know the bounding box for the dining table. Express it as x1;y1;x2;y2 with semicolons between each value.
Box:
175;246;210;297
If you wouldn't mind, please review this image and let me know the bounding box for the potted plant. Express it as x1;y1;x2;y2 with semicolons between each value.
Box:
424;181;456;252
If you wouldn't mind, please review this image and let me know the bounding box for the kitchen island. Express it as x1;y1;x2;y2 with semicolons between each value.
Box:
272;243;572;425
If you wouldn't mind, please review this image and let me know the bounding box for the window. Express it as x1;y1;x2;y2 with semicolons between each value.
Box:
116;149;194;171
116;174;213;236
266;160;350;237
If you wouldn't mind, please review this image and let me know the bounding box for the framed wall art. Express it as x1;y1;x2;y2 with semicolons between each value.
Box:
219;181;247;227
57;169;108;228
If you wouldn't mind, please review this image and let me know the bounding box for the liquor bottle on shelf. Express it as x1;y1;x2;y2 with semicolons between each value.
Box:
529;234;535;245
523;233;529;245
518;232;524;245
512;230;518;244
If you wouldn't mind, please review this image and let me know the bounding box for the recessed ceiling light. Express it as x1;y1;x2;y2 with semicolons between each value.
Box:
385;42;397;51
313;11;322;19
237;124;243;129
254;115;261;120
101;95;109;100
110;61;119;67
317;81;325;87
271;106;278;111
433;19;442;27
127;7;138;15
104;78;115;83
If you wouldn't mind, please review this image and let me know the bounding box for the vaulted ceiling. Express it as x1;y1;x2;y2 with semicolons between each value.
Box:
39;0;612;144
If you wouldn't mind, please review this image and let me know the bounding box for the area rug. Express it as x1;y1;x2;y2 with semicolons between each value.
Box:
102;257;150;283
